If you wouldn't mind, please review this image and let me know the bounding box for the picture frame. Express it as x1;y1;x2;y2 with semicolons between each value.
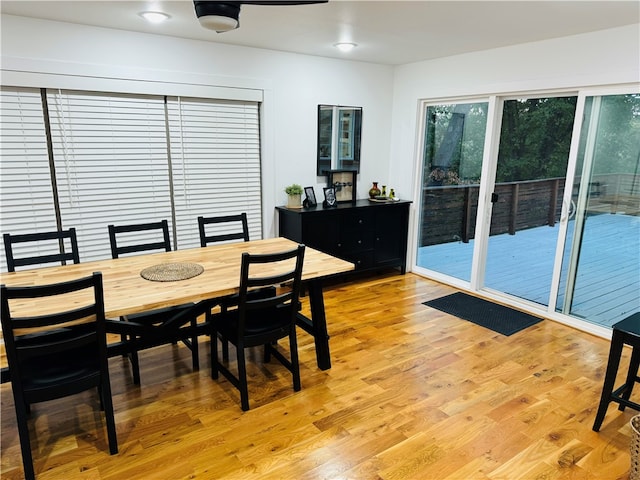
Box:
303;186;317;208
322;187;337;208
327;169;357;203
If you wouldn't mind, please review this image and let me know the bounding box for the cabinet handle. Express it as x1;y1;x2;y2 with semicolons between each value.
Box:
337;243;342;248
358;219;363;224
357;240;362;244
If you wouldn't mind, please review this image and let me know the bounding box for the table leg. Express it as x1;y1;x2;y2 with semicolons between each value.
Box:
296;278;331;370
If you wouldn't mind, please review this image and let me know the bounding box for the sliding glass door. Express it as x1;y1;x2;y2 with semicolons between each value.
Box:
415;101;488;282
484;96;577;306
414;88;639;331
555;93;640;327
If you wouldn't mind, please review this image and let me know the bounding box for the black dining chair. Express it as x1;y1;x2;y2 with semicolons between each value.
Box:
1;228;83;385
0;272;118;480
198;213;276;359
3;228;80;272
210;244;306;411
197;213;250;246
108;220;172;259
107;220;200;384
592;313;640;431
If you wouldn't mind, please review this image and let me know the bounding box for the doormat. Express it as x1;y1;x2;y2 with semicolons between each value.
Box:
423;292;543;336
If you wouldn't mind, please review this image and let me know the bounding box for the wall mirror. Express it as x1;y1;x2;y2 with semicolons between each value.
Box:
317;105;362;175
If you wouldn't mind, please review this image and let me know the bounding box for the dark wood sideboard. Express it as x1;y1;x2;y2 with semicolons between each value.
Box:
276;199;411;274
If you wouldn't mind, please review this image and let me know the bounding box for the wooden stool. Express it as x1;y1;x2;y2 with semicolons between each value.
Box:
593;312;640;432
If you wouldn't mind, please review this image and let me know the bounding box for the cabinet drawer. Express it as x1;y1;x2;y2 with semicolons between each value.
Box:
338;234;373;252
345;250;374;270
340;210;374;231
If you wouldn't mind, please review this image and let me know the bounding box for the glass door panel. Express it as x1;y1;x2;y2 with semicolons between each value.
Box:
416;102;488;281
484;96;577;305
556;93;640;327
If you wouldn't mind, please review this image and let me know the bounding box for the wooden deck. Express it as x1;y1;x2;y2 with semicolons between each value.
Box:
417;212;640;328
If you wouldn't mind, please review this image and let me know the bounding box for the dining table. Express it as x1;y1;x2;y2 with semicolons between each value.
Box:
0;237;355;380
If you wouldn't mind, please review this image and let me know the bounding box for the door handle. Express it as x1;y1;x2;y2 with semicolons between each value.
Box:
568;199;576;220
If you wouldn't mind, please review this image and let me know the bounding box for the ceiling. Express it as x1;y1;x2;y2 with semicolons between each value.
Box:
1;1;639;65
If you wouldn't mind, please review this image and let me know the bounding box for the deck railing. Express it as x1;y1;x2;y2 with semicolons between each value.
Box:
420;173;639;247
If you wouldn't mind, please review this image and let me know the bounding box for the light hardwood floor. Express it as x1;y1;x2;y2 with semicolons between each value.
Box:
1;271;636;479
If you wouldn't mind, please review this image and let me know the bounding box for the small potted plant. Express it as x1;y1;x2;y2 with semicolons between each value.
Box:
285;184;303;208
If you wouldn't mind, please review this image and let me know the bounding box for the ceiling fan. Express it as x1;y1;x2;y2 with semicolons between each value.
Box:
194;1;329;33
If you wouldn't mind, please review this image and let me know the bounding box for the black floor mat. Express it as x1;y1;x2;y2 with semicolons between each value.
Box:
423;292;543;336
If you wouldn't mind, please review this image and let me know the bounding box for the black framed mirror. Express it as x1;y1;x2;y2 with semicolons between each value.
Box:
317;105;362;175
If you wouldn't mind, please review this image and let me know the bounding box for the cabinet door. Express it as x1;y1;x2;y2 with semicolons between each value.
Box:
302;214;340;254
374;206;405;265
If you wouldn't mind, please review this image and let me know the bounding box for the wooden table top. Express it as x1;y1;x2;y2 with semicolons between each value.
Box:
0;237;355;318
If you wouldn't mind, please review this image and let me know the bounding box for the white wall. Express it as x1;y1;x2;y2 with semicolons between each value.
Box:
0;15;395;237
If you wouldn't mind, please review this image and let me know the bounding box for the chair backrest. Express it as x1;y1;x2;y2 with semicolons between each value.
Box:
3;229;80;272
236;244;305;332
0;272;108;400
198;213;250;247
108;220;171;259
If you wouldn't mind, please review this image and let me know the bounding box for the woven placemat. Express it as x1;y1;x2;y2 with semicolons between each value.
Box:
140;262;204;282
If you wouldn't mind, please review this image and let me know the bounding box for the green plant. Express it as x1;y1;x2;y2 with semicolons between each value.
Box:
285;184;303;195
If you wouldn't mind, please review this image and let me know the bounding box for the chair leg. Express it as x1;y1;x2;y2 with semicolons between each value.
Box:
99;380;119;455
211;326;219;380
619;344;640;411
289;329;301;392
98;384;105;410
221;334;229;361
14;397;36;480
593;331;625;431
129;350;141;385
119;316;128;357
190;317;199;371
219;305;230;361
236;344;250;411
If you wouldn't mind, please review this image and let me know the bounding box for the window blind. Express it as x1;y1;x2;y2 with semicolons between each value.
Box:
46;90;173;261
0;87;58;271
167;97;262;249
0;87;263;270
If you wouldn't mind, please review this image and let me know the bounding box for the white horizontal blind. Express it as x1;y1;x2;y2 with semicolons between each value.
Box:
0;87;58;272
167;97;262;249
47;90;173;261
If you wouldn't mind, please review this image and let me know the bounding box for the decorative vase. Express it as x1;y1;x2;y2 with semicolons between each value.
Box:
368;182;381;199
381;185;387;197
287;193;301;208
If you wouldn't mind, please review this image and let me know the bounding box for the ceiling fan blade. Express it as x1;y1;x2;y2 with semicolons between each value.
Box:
240;1;328;4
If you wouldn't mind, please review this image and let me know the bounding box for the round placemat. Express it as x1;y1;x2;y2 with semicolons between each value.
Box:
140;262;204;282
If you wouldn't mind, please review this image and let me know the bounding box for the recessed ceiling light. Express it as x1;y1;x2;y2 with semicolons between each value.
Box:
139;11;171;24
334;42;357;53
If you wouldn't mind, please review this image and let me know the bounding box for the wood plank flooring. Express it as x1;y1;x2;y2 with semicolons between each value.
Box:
1;271;636;479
